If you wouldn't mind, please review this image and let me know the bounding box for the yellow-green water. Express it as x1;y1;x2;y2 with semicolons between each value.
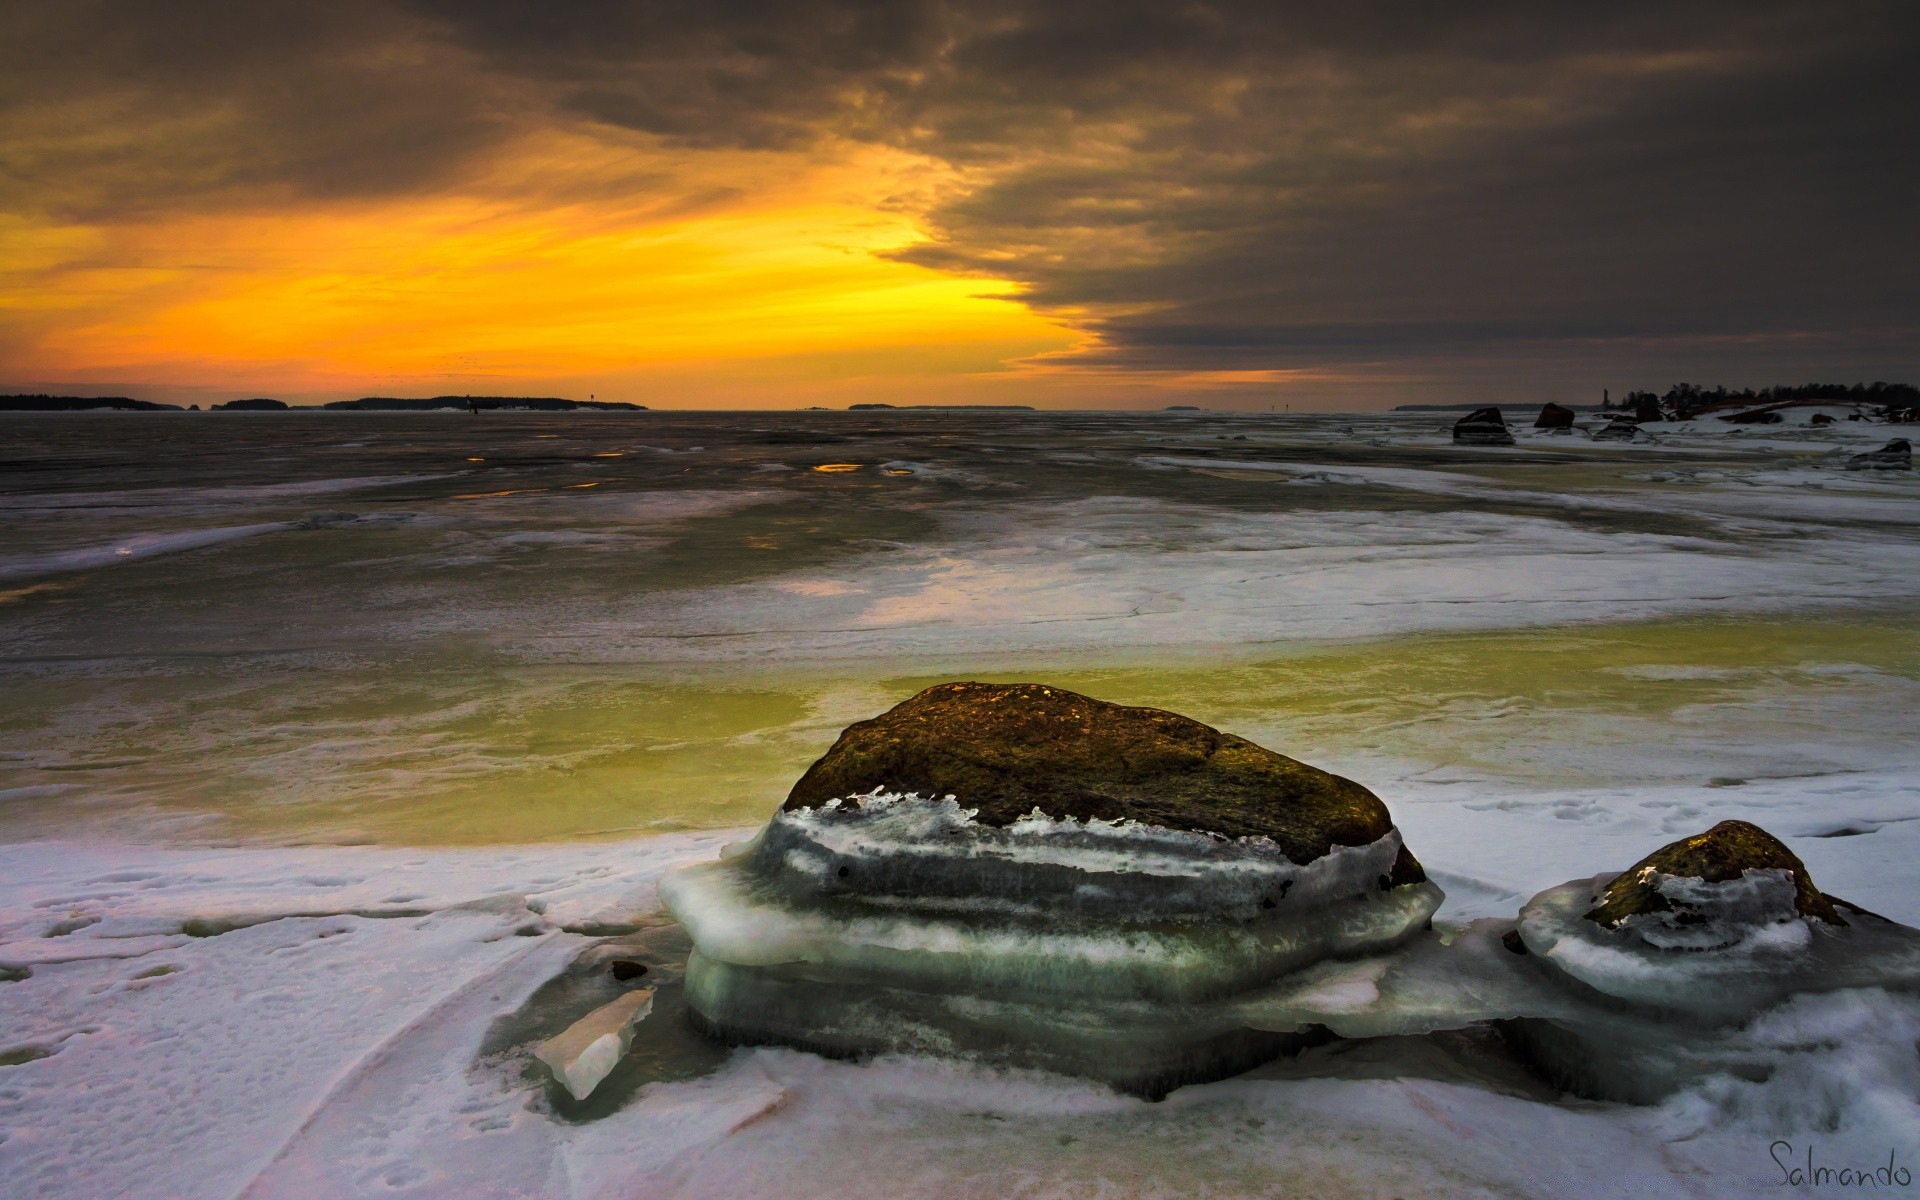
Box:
4;611;1911;845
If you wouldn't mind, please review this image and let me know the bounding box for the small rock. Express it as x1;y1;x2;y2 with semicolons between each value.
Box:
1847;438;1911;471
1583;819;1840;932
533;987;655;1101
608;958;649;981
1810;413;1835;426
1452;407;1514;446
1592;418;1639;441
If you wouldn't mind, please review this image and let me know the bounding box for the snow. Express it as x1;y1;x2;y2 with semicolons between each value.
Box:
3;806;1918;1198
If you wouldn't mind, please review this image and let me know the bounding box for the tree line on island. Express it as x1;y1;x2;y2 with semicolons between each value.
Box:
1609;381;1919;423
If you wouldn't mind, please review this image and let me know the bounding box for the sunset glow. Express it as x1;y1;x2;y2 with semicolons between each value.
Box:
4;134;1076;406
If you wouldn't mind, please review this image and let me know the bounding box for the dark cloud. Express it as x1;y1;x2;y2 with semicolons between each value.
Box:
0;0;507;220
6;0;1916;390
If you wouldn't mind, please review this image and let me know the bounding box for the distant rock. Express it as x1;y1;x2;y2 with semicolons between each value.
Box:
1718;407;1784;424
1848;438;1912;470
1451;407;1514;446
214;398;288;411
1810;413;1835;425
1164;405;1201;411
1592;417;1639;441
533;987;655;1101
1533;403;1576;429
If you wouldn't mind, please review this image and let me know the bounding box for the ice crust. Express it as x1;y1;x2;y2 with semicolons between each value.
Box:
662;793;1920;1105
1517;874;1920;1020
759;791;1415;921
6;828;1920;1198
661;793;1443;1091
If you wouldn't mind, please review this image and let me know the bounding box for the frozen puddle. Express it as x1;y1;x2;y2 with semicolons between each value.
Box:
4;817;1918;1200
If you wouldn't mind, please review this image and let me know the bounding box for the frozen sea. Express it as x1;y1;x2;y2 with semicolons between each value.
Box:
1;406;1917;1197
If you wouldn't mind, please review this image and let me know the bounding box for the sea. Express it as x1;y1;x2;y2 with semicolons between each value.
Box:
2;406;1917;1197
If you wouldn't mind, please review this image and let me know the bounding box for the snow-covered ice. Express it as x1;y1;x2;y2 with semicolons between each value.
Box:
4;409;1919;1196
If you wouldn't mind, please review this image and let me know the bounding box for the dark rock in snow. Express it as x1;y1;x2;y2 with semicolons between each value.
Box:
1848;438;1911;470
1533;403;1576;429
1451;408;1514;446
1592;418;1639;441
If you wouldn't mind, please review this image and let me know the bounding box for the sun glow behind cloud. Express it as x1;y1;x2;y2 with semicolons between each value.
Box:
1;132;1075;406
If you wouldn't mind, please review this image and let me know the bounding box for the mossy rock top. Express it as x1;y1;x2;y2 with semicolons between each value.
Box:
783;682;1411;869
1584;819;1841;928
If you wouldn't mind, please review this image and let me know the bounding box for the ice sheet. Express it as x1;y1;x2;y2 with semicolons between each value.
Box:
6;830;1917;1199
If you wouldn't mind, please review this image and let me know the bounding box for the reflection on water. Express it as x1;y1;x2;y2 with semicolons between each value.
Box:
0;410;1915;845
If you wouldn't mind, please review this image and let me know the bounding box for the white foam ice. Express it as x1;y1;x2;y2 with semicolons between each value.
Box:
0;523;295;581
766;791;1402;916
548;493;1920;661
0;475;454;515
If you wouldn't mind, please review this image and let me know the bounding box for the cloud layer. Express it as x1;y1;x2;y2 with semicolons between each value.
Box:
4;0;1916;400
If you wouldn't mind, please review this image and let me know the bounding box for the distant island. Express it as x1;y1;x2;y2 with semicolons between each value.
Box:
1;394;183;411
848;403;1035;411
325;396;646;412
2;393;647;412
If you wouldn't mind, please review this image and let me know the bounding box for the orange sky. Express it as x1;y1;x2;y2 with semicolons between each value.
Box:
2;132;1125;408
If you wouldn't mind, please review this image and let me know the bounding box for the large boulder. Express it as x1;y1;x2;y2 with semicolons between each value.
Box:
663;682;1442;1096
1452;407;1514;445
786;682;1401;867
1848;438;1911;470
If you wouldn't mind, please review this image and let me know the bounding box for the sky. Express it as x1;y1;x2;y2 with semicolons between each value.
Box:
2;1;1916;411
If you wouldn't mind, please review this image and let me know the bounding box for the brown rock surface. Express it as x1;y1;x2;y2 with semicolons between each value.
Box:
1583;819;1841;929
784;682;1413;868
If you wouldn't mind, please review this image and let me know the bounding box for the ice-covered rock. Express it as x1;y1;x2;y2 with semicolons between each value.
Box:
533;986;656;1101
662;683;1443;1096
1452;407;1514;445
1497;821;1920;1100
1848;437;1911;470
1593;417;1640;441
